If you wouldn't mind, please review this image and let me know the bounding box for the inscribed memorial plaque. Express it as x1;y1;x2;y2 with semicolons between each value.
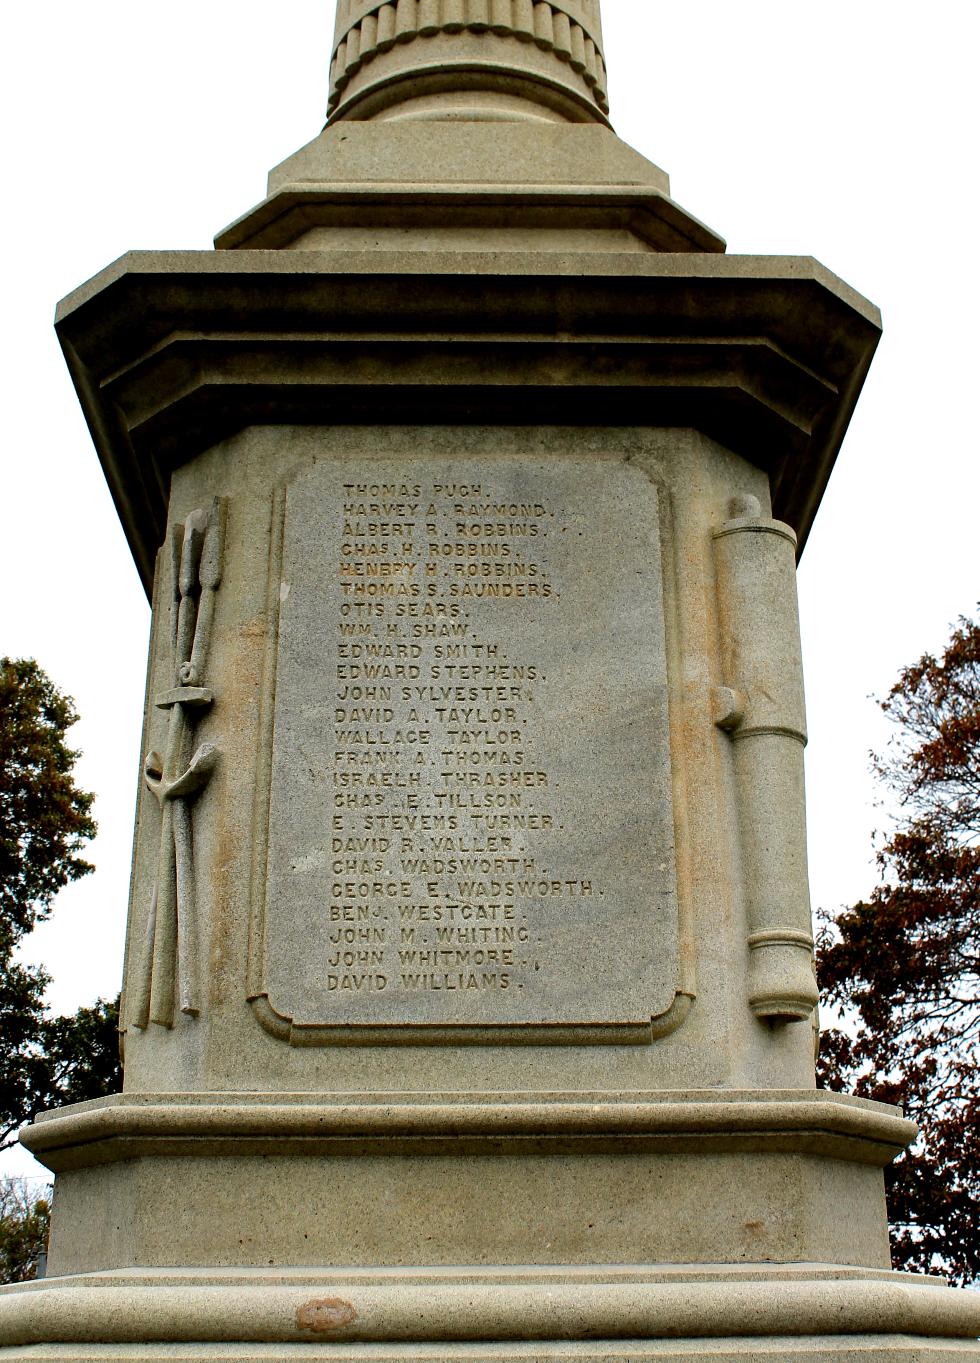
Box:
259;455;680;1041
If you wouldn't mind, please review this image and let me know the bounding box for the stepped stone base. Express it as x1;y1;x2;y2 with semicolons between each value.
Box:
2;1265;979;1361
3;1345;979;1362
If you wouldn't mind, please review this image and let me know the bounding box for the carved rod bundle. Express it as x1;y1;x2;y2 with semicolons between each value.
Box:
130;498;226;1031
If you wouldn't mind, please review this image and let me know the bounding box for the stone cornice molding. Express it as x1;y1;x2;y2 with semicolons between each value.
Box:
55;251;881;596
22;1090;915;1172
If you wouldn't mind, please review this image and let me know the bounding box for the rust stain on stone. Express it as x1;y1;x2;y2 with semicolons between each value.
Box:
296;1297;358;1333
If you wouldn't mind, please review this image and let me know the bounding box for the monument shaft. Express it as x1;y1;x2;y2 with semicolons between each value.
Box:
3;2;978;1358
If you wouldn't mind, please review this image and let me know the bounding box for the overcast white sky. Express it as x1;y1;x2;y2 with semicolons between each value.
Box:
2;2;978;1177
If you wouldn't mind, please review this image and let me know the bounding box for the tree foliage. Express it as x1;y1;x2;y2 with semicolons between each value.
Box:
0;1179;50;1284
0;993;122;1152
0;658;97;946
0;658;122;1154
817;616;980;1285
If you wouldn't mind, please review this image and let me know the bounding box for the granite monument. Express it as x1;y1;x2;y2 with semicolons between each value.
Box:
2;1;978;1358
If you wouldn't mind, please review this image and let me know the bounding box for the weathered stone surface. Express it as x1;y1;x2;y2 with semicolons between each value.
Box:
116;423;781;1098
24;1091;908;1276
55;253;878;594
5;1263;980;1356
2;1343;978;1362
257;455;678;1041
328;0;611;124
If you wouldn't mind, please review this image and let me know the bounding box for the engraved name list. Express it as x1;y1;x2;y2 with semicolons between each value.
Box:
261;455;680;1039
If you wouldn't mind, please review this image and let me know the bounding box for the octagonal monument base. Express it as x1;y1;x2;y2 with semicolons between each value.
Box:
3;1091;979;1361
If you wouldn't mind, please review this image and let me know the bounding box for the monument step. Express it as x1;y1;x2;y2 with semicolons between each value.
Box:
2;1265;979;1358
3;1340;980;1362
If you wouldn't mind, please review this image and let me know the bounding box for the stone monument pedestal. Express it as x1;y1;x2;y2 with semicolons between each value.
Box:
9;1091;980;1357
3;5;979;1359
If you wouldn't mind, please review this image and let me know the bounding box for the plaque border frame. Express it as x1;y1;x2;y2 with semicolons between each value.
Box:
246;456;696;1047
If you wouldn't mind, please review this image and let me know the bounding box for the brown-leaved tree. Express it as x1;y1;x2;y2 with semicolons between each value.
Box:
817;616;980;1285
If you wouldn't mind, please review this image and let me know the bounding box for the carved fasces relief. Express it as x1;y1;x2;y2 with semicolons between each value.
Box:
130;499;226;1031
248;456;685;1045
712;495;818;1024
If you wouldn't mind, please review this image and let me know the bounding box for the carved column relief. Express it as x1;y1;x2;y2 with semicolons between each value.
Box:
329;0;609;115
130;499;226;1031
712;495;818;1024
